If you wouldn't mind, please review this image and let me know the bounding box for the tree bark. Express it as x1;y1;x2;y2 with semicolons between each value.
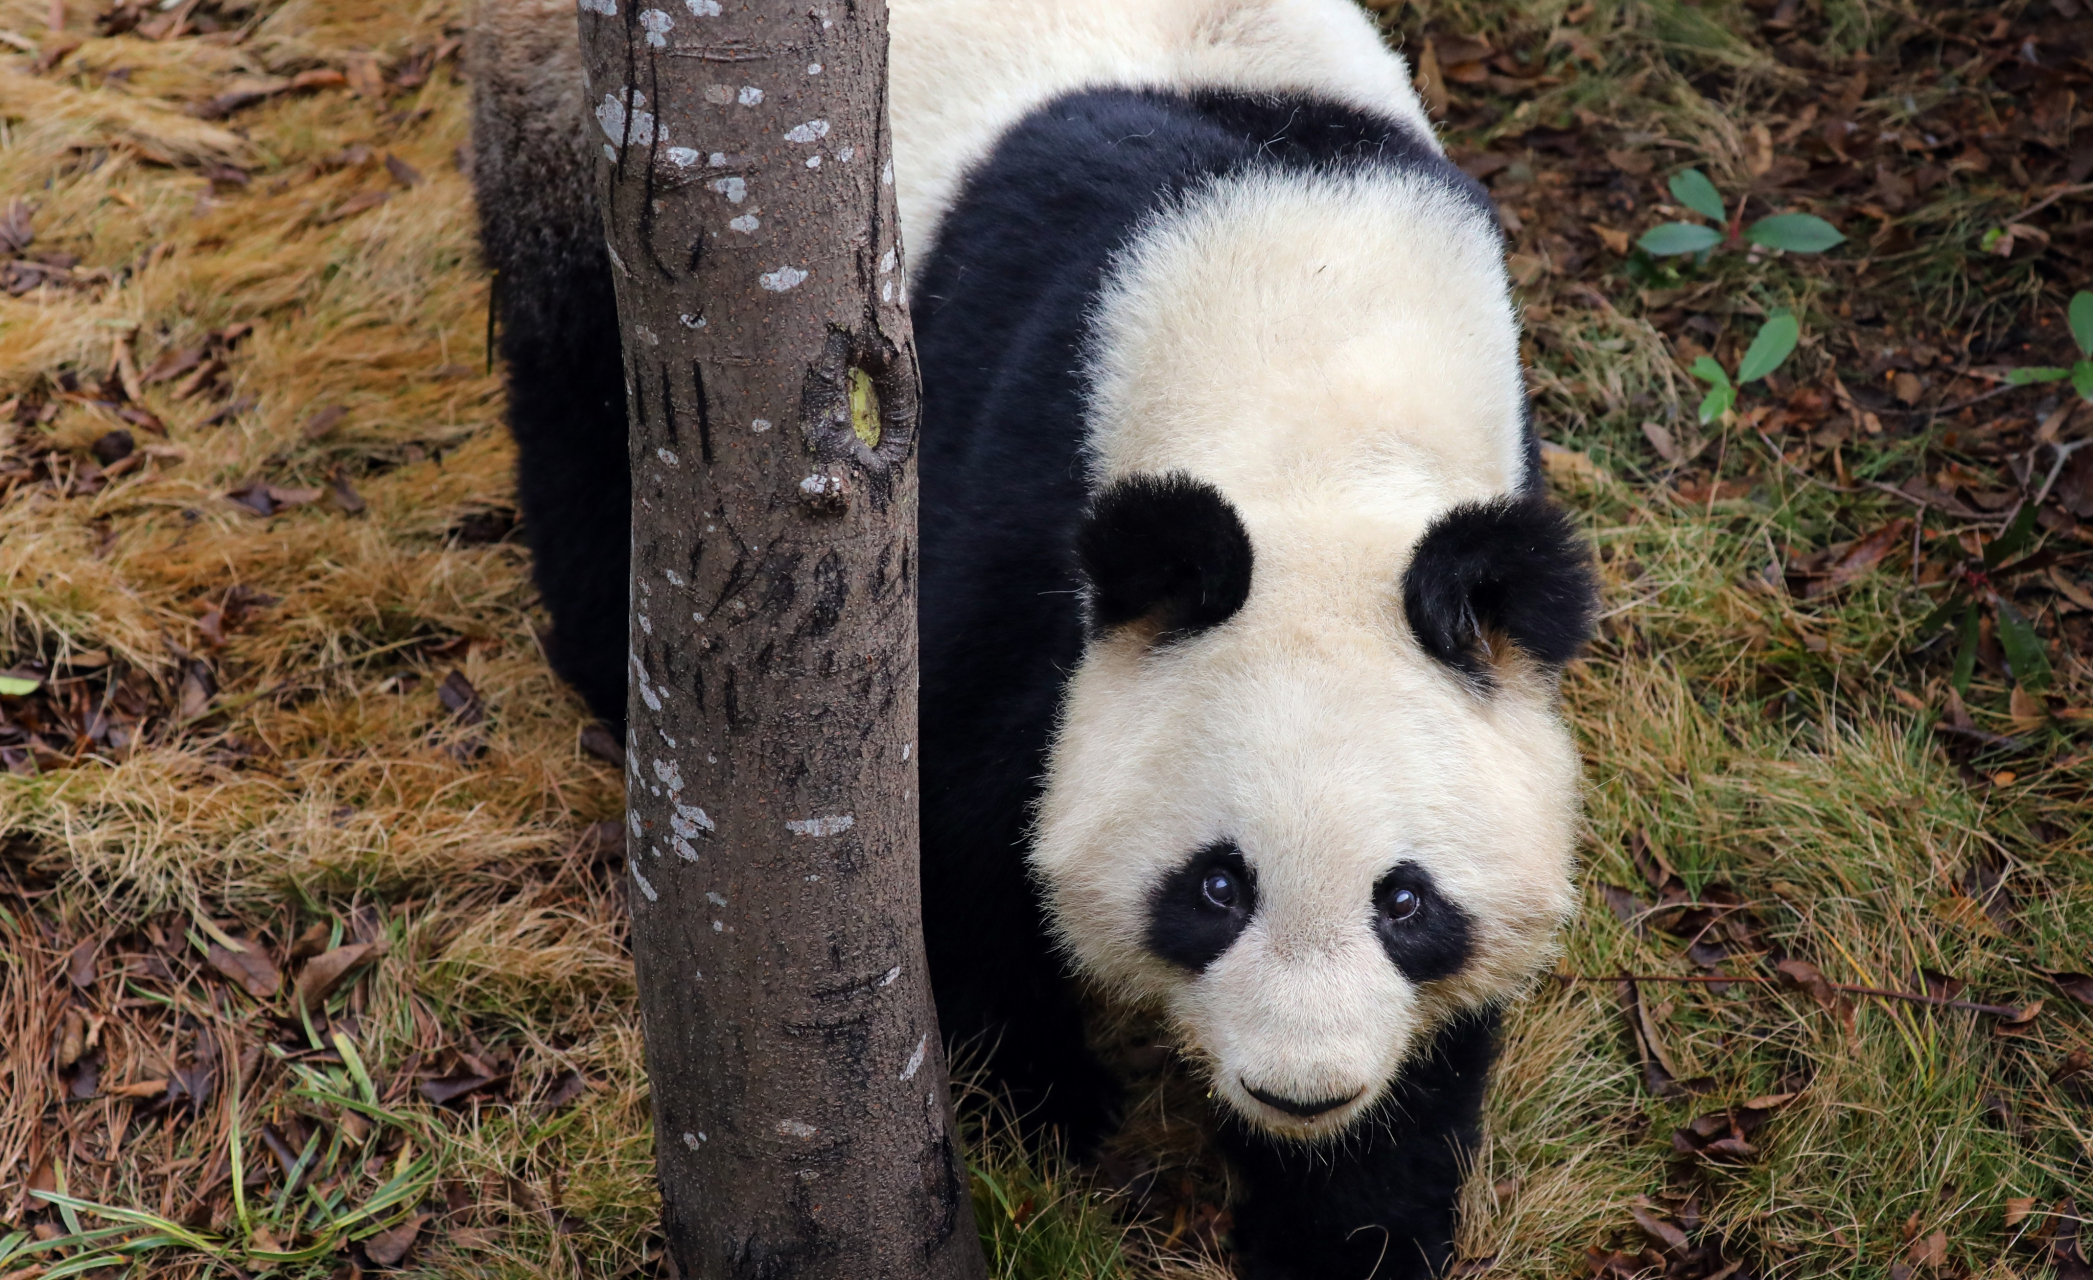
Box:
572;3;984;1276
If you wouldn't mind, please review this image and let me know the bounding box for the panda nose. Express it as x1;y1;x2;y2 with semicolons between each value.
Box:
1243;1082;1363;1119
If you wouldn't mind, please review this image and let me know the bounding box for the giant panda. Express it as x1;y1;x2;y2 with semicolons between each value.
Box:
469;0;1598;1275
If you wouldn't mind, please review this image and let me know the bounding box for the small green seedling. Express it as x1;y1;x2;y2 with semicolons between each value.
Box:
2004;290;2093;402
1916;503;2054;696
1640;169;1846;258
1687;311;1800;423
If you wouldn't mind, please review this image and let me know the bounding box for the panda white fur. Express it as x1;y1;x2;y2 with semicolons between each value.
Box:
471;1;1597;1275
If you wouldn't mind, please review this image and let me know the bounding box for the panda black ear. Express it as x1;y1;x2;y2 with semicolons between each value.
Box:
1402;494;1597;684
1075;472;1253;641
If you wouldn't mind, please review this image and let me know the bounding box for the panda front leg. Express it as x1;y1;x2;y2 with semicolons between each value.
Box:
1212;1009;1500;1280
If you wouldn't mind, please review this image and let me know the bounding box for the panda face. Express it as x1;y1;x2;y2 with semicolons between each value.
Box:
1034;481;1587;1140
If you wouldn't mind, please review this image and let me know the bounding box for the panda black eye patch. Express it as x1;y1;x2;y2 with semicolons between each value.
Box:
1373;860;1471;984
1146;841;1258;971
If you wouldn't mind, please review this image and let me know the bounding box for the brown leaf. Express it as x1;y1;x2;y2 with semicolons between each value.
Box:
329;468;368;515
326;190;392;223
384;153;424;188
66;937;98;989
26;1156;55;1206
290;67;347;91
207;936;281;999
0;198;32;255
1605;147;1654;176
178;662;216;719
344;53;386;99
109;1077;168;1098
1907;1228;1947;1269
266;484;323;508
2047;972;2093;1008
290;921;331;961
1597;882;1647;931
296;942;379;1016
1630;1203;1691;1255
362;1213;429;1266
2006;1197;2037;1227
301;405;346;439
420;1073;506;1105
227;482;278;516
1993;1000;2043;1035
579;722;624;767
536;1070;590;1117
1643;420;1682;464
55;1007;86;1068
439;670;485;726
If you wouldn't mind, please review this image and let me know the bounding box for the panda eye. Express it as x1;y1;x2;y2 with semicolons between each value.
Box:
1383;887;1420;922
1201;869;1240;910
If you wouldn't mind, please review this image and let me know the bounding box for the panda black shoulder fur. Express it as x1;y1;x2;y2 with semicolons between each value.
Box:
472;0;1598;1275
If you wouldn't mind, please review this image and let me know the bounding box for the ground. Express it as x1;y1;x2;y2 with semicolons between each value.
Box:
0;0;2089;1276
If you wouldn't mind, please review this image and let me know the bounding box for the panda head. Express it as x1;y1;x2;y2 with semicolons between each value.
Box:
1033;472;1595;1140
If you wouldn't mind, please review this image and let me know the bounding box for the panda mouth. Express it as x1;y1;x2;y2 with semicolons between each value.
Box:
1243;1083;1364;1120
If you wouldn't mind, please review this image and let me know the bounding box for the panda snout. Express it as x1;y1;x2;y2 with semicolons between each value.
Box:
1243;1082;1364;1120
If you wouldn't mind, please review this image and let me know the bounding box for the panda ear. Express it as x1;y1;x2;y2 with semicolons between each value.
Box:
1401;494;1597;684
1076;472;1254;641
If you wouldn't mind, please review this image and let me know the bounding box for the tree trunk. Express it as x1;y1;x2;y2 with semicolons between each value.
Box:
572;3;984;1276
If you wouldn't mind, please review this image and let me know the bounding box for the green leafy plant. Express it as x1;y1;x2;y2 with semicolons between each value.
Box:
1640;169;1847;258
2003;290;2093;401
1686;311;1801;423
1916;504;2055;696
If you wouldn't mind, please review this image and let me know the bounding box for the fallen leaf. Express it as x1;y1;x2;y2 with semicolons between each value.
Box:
579;722;624;767
289;920;332;960
362;1212;429;1266
1605;147;1654;176
329;468;368;514
1643;420;1681;464
267;484;323;508
290;67;348;91
2053;1049;2091;1082
66;937;98;989
536;1070;590;1117
420;1073;505;1105
2046;971;2093;1008
1630;1202;1691;1255
302;405;346;439
439;670;485;725
1907;1228;1947;1269
1993;1000;2043;1035
207;936;282;999
2007;1197;2037;1227
109;1077;169;1098
1591;223;1631;255
227;482;279;516
384;153;424;188
1597;882;1647;930
26;1157;55;1207
296;942;379;1016
1539;440;1603;486
345;52;386;99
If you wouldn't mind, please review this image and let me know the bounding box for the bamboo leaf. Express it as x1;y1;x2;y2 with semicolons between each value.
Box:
1668;168;1727;222
2073;361;2093;404
0;675;39;696
1995;599;2052;691
1745;213;1845;252
1985;504;2039;567
1952;603;1979;694
1736;314;1801;384
1639;222;1724;256
2006;367;2069;385
2070;290;2093;357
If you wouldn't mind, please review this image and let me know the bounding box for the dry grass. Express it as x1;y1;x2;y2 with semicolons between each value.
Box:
4;0;2091;1276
